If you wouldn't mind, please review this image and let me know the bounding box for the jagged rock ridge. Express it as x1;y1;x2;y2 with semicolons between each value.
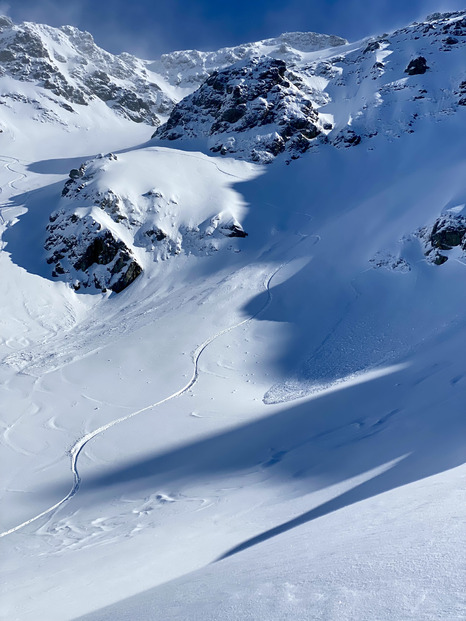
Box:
0;16;172;125
148;30;347;89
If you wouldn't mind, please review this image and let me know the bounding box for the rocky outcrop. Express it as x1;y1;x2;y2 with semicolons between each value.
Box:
404;56;429;75
420;214;466;265
45;155;143;293
45;210;142;293
370;251;411;273
45;153;250;293
458;81;466;106
154;57;324;163
332;128;362;148
372;212;466;273
430;215;466;249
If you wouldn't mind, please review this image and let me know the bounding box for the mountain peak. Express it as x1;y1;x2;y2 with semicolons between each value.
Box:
426;9;466;22
259;30;347;51
0;17;173;127
149;29;347;89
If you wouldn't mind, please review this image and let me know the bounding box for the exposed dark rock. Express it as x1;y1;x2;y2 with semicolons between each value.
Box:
46;218;142;293
363;40;380;54
0;20;171;125
370;252;411;272
52;262;66;275
442;15;466;37
73;231;123;271
425;248;448;265
44;77;87;105
0;16;13;29
85;70;116;101
111;261;143;293
221;106;246;124
458;81;466;106
69;167;85;180
62;164;87;195
223;224;248;238
46;164;144;293
145;227;167;242
333;128;361;147
13;30;50;59
430;216;466;249
420;214;466;265
432;252;448;265
404;56;429;75
0;50;15;62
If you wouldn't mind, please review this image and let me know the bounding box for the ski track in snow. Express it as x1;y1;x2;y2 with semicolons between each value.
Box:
0;262;287;539
0;155;27;224
0;155;26;191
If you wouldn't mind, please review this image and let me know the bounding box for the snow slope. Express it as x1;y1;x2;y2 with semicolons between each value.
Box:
1;10;466;621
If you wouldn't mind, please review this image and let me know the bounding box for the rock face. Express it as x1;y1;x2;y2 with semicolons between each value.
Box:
28;9;466;291
45;209;143;294
154;57;324;163
45;155;144;293
2;11;466;148
370;251;411;273
332;128;362;148
420;213;466;265
371;210;466;273
0;18;172;125
404;56;429;75
458;81;466;106
430;216;466;249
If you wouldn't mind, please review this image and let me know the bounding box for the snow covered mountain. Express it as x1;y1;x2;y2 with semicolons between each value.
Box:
148;30;348;89
155;11;466;160
0;15;173;127
22;9;466;293
1;10;466;621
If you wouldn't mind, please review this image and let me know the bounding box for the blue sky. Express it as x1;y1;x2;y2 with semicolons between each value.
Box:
3;0;466;57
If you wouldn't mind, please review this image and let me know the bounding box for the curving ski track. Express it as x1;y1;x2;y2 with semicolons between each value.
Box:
0;155;27;224
0;264;285;538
